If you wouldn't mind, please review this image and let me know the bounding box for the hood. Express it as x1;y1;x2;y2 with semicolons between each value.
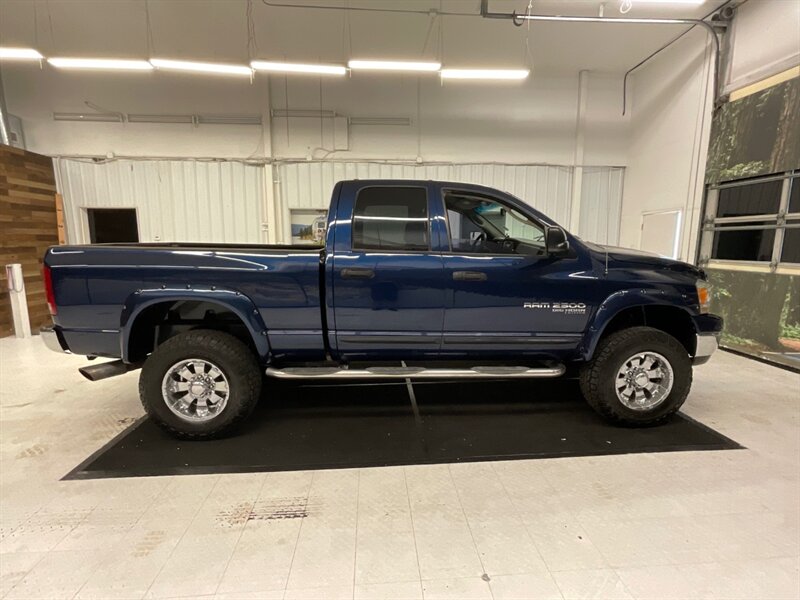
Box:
584;241;704;279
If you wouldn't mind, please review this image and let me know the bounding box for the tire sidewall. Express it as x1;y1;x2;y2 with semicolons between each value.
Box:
139;331;260;437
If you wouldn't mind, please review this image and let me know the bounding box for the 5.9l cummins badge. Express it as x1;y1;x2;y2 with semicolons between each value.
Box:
524;301;587;315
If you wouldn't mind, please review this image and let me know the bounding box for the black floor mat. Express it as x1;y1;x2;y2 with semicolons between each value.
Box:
65;378;742;479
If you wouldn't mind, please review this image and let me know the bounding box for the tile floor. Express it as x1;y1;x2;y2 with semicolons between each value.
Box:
0;336;798;599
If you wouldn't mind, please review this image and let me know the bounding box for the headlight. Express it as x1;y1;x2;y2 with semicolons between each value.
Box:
696;280;711;314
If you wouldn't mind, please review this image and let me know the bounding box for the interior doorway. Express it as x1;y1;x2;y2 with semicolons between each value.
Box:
87;208;139;244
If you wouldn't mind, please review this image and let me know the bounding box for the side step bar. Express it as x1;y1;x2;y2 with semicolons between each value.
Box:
265;364;565;380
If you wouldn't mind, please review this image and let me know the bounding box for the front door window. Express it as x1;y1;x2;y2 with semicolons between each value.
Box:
444;193;545;255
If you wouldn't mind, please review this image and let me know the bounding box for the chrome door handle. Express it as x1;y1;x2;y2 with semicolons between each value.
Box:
452;270;487;281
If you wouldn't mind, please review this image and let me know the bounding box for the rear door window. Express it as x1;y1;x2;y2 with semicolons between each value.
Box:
352;187;429;251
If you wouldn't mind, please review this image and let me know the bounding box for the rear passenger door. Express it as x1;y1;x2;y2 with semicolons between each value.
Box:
331;183;446;360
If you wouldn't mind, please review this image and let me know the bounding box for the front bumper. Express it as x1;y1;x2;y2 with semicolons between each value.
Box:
40;326;69;353
693;333;719;365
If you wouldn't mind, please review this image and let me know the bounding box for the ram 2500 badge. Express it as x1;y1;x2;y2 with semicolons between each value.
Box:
41;180;722;438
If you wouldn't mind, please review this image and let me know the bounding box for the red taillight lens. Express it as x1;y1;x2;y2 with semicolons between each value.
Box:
42;265;57;316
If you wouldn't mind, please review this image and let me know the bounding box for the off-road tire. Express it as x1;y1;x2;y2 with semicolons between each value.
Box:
579;326;692;426
139;329;261;439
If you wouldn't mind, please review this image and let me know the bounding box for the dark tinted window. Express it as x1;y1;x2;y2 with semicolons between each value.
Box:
716;180;782;218
87;208;139;243
711;228;775;261
782;228;800;263
789;178;800;214
352;187;428;251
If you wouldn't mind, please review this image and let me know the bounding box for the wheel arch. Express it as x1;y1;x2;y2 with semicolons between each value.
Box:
584;292;698;361
120;288;270;364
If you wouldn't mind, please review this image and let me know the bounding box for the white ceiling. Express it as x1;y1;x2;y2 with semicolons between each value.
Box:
0;0;729;74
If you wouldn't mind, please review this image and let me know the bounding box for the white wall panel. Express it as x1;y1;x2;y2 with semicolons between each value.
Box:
56;158;622;247
278;161;575;232
621;29;713;261
578;167;624;245
56;159;265;244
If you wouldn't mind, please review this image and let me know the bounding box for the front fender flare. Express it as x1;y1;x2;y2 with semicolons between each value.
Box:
120;286;270;363
582;288;696;361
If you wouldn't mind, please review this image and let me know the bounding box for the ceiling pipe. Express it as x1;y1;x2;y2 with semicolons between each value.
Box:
478;0;723;115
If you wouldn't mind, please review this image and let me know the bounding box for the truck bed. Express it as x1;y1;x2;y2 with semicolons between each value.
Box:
44;243;325;360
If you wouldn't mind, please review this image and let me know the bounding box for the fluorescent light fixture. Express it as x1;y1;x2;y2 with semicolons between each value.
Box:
441;68;529;80
633;0;706;3
48;57;153;70
251;61;346;75
0;47;43;60
150;58;252;76
348;59;441;72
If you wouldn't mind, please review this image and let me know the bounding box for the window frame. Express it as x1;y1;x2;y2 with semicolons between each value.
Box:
350;185;433;254
439;188;547;258
699;171;800;275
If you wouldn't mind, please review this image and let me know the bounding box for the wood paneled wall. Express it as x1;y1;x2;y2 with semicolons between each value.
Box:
0;145;59;338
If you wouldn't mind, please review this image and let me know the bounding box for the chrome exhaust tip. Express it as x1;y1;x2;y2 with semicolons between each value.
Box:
79;360;139;382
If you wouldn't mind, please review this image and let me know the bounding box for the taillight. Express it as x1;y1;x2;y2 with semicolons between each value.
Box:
42;265;57;316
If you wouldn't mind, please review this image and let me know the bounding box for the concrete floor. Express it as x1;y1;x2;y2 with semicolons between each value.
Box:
0;336;798;600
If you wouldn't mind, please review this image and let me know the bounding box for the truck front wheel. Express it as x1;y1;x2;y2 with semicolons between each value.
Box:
139;329;262;439
579;326;692;426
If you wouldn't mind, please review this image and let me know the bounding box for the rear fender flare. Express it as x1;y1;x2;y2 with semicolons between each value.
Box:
120;287;270;362
582;289;695;360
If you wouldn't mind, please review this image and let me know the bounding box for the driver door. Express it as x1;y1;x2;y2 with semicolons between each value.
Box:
439;188;592;357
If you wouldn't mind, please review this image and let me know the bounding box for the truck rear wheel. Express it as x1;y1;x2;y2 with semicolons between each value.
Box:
139;329;261;439
579;326;692;426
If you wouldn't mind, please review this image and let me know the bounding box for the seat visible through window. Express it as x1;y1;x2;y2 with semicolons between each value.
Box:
352;187;429;251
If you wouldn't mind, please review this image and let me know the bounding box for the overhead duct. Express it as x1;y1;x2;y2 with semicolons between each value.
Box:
53;112;262;126
349;117;411;126
127;114;194;124
196;114;262;125
271;109;338;118
53;112;124;123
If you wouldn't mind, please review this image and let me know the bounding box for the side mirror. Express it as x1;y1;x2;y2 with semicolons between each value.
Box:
545;226;570;256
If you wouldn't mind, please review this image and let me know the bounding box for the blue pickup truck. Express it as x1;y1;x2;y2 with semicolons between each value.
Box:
42;180;722;438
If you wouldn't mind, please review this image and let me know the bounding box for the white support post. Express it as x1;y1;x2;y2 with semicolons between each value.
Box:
6;264;31;339
569;70;589;235
262;79;277;244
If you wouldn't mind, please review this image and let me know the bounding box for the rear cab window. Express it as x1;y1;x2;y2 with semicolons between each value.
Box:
352;187;430;251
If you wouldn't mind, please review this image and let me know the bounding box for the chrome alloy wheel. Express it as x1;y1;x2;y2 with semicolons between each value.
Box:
161;358;230;422
615;351;674;411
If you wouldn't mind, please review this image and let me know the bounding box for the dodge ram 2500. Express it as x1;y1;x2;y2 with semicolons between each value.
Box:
41;180;722;438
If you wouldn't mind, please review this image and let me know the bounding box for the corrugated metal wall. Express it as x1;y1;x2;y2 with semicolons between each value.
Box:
278;161;624;245
579;167;624;245
56;159;624;246
56;159;265;244
279;161;575;226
